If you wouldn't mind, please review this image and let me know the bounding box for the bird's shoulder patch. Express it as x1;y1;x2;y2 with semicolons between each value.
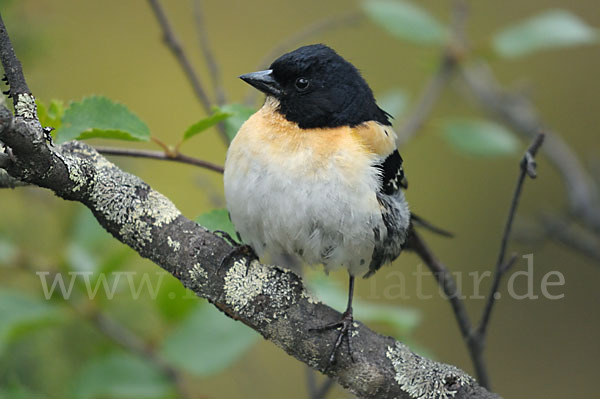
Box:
350;121;397;158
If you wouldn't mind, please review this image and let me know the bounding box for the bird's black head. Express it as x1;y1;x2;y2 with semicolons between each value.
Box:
240;44;391;129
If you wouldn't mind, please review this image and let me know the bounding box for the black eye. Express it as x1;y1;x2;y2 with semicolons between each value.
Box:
295;77;309;91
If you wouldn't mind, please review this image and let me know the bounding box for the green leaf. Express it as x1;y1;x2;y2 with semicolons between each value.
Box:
182;110;233;141
160;304;259;376
0;289;63;355
306;275;420;336
70;352;175;399
56;96;150;143
195;208;237;238
443;119;520;157
219;103;255;141
362;0;446;44
377;89;409;120
36;99;65;135
493;9;599;58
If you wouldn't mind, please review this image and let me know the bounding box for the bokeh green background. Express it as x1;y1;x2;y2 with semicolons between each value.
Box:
1;0;599;398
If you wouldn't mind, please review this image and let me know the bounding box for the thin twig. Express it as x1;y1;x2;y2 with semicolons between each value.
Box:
404;230;490;388
314;378;337;399
147;0;212;113
306;368;337;399
306;367;318;398
193;0;226;106
90;311;190;398
396;0;467;145
95;145;224;173
461;62;600;233
0;14;30;102
244;11;362;106
396;55;456;145
71;307;188;399
18;260;191;399
477;133;545;339
539;216;600;263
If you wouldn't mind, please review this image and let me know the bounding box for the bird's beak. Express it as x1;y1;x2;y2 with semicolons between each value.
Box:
239;69;283;97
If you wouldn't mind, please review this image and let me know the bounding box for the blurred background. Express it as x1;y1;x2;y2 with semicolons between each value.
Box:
1;0;599;398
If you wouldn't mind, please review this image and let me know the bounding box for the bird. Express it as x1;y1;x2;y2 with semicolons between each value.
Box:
223;44;411;366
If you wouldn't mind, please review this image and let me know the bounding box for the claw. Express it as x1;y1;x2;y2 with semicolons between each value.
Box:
214;230;258;272
310;275;357;371
310;309;355;370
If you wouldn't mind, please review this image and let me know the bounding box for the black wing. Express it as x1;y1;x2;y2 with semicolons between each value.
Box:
375;150;407;195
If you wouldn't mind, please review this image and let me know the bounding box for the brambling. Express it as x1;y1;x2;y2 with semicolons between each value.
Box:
224;44;411;365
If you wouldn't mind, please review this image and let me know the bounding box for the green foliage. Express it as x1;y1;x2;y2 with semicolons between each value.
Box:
36;99;64;130
70;352;176;399
55;96;150;143
0;378;49;399
362;0;446;44
218;103;256;141
155;275;197;322
182;109;233;141
0;289;63;355
377;89;409;120
160;304;259;376
307;275;420;337
493;9;599;58
196;208;237;238
443;119;520;157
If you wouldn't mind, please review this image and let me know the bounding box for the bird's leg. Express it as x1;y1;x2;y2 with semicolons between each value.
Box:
310;275;356;369
214;230;258;273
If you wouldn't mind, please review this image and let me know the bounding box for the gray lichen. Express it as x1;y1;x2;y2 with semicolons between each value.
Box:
64;144;181;250
223;259;300;323
167;236;181;251
386;342;473;399
188;263;208;287
15;93;36;119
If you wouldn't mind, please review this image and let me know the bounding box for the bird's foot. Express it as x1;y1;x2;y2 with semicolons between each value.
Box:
214;230;258;273
310;308;356;371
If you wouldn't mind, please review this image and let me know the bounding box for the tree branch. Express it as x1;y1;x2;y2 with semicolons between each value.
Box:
0;15;30;102
193;0;226;106
396;54;456;145
89;310;191;399
405;230;490;389
407;134;545;391
477;133;545;339
94;145;224;174
461;62;600;233
147;0;212;113
538;216;600;264
396;0;467;146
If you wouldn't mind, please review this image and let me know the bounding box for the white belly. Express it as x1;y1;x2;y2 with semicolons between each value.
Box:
223;109;387;276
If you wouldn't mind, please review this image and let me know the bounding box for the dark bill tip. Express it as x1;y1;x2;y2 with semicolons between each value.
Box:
239;69;283;97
